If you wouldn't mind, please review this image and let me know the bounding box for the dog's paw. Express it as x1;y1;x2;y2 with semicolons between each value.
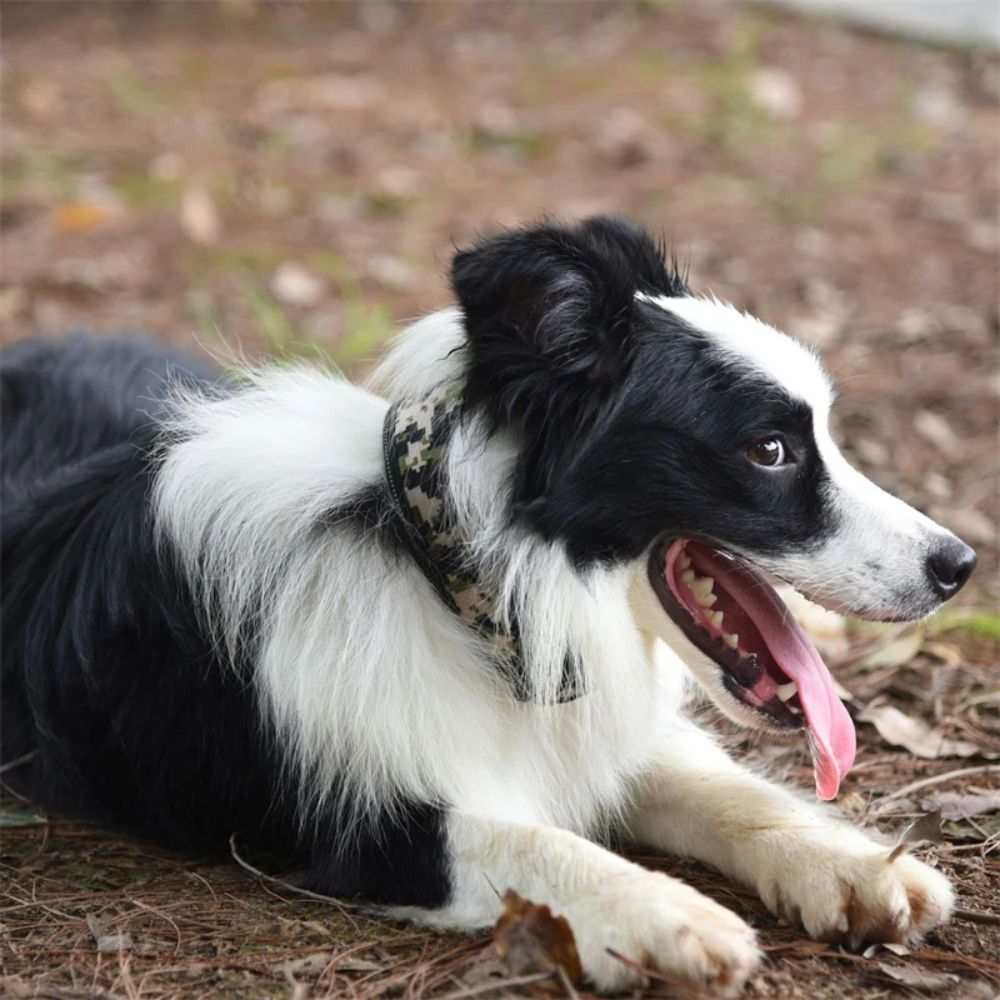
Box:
759;841;954;949
572;871;760;995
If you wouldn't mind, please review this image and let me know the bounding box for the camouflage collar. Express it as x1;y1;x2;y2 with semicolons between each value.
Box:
383;394;579;703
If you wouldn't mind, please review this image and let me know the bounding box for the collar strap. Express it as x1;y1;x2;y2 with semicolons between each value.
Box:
382;394;579;703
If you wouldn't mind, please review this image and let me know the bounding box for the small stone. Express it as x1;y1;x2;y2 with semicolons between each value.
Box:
913;410;960;452
271;263;323;307
180;186;220;245
367;254;416;291
749;67;803;120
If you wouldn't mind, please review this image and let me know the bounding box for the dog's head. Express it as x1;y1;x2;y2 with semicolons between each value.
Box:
453;216;975;797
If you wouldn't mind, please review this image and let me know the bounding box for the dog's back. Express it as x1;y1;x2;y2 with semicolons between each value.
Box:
0;336;266;842
1;336;212;503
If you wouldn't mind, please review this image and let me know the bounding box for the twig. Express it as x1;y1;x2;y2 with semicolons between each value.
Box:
435;971;554;999
0;751;38;775
228;833;361;929
555;963;581;1000
606;948;704;996
870;765;1000;811
953;907;1000;928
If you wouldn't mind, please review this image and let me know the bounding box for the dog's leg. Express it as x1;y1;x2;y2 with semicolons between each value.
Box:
409;812;760;994
623;724;954;948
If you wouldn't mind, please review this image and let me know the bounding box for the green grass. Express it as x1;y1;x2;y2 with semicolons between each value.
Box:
928;608;1000;641
106;66;172;116
314;252;396;367
114;171;183;209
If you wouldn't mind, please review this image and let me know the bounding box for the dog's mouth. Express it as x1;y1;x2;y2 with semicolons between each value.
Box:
648;538;856;800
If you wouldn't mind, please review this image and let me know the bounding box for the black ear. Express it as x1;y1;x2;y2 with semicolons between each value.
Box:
452;216;686;431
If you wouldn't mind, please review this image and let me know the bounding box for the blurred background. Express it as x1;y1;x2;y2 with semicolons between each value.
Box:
4;2;996;599
2;5;999;996
0;0;1000;584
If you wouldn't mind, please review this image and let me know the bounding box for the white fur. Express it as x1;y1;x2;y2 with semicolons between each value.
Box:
408;812;761;994
154;346;668;835
153;302;956;992
646;294;965;619
624;721;954;947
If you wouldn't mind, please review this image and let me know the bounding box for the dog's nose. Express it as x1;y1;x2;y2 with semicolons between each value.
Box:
926;538;977;599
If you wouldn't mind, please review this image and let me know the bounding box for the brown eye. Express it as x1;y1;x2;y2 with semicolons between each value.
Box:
747;437;786;467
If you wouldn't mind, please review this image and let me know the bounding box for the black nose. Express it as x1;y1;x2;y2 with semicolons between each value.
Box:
926;538;977;599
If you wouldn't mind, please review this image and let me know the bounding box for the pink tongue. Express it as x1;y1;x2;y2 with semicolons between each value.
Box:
684;542;857;800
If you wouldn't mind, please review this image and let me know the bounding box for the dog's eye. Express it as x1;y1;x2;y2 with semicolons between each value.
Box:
746;437;786;467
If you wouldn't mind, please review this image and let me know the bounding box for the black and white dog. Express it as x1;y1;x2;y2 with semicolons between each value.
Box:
2;217;975;994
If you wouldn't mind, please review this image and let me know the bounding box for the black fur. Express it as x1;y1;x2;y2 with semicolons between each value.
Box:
0;335;450;906
454;217;837;566
453;216;688;505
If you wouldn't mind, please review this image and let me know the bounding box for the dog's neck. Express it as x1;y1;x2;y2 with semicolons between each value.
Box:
382;393;579;703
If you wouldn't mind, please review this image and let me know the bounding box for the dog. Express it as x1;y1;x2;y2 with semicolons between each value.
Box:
1;217;975;994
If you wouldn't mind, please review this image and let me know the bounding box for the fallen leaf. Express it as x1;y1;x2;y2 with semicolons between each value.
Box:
749;67;803;119
271;952;330;977
0;804;47;827
876;961;959;992
180;186;220;245
922;641;964;667
54;201;116;234
271;263;323;307
86;913;133;954
921;791;1000;821
914;410;961;452
943;813;1000;842
857;628;924;671
859;700;986;759
493;889;582;984
862;942;911;958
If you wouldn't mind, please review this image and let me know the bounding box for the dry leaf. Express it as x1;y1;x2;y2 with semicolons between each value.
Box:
876;962;959;992
922;791;1000;821
862;942;911;958
857;629;924;670
54;202;116;234
271;263;323;307
922;641;964;667
749;67;803;119
859;700;985;759
270;952;330;977
493;889;582;985
180;186;220;245
914;410;960;452
85;912;133;954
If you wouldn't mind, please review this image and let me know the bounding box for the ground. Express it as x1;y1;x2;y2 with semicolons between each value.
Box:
1;2;998;998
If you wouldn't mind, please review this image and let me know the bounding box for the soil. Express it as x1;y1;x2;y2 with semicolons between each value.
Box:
1;3;998;998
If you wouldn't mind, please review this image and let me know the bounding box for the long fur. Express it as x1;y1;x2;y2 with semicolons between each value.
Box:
1;217;972;991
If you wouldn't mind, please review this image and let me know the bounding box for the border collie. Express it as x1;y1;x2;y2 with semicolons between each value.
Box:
2;217;975;994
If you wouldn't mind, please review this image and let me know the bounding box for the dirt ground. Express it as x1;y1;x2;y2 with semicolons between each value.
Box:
1;2;998;998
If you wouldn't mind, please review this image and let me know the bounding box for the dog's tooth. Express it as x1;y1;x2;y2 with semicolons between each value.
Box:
678;553;692;570
691;576;715;603
707;610;724;630
776;681;799;703
788;705;802;715
724;632;739;648
680;569;695;585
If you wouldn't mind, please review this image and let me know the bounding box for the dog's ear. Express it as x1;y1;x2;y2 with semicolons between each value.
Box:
452;216;685;430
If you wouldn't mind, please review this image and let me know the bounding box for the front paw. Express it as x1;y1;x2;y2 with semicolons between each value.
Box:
573;871;761;995
760;842;954;949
